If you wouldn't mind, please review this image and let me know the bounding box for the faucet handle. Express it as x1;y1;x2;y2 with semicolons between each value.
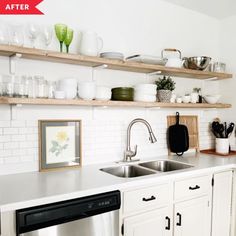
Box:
133;145;138;156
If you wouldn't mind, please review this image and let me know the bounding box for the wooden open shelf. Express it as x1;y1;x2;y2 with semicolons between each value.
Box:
0;97;231;109
0;45;233;80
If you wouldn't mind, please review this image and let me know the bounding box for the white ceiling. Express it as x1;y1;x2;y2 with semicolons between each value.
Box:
165;0;236;19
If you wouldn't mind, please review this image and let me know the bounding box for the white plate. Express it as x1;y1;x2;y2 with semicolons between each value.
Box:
100;52;124;60
126;55;166;65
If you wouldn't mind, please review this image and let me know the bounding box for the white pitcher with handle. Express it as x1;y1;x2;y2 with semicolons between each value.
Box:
80;31;103;56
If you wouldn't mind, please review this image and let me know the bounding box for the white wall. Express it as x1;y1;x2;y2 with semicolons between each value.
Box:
219;16;236;120
0;0;221;174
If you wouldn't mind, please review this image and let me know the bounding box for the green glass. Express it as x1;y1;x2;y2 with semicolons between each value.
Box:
64;28;74;53
54;24;67;52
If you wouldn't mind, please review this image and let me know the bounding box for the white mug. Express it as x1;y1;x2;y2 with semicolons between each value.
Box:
80;31;103;56
216;138;229;155
78;82;96;100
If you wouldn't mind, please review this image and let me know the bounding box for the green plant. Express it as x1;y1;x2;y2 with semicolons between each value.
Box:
155;76;176;91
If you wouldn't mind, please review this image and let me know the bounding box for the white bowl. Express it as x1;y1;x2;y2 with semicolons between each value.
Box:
182;95;191;103
95;86;111;101
204;95;221;104
78;82;96;100
54;91;65;99
63;89;77;99
134;84;157;95
134;93;156;102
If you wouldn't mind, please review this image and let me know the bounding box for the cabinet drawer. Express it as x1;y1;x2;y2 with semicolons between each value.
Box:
123;184;170;214
174;175;211;200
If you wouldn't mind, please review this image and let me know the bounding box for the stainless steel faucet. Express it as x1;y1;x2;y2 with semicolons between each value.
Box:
124;118;157;162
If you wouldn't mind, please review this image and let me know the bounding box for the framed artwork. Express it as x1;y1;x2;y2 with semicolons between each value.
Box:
39;120;82;172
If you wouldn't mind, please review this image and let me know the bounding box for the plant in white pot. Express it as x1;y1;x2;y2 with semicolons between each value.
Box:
155;76;176;103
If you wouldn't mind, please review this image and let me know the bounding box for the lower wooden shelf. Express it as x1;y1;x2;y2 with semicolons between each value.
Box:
0;97;231;109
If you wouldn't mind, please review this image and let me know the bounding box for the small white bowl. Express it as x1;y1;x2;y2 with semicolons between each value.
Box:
204;95;221;104
182;95;191;103
134;93;156;102
54;91;65;99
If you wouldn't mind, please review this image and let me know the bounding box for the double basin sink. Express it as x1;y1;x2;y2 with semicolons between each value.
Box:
100;160;193;178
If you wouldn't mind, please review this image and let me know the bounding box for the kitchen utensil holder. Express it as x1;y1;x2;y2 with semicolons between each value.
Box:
216;138;230;155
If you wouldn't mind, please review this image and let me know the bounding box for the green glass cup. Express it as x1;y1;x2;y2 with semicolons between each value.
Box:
64;28;74;53
54;24;67;52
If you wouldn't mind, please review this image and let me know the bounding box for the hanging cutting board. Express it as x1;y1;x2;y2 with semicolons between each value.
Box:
167;115;199;155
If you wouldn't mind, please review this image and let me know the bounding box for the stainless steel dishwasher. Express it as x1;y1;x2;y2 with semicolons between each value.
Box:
12;191;120;236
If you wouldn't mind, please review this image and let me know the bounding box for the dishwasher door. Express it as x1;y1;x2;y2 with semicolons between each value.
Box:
20;210;119;236
15;191;121;236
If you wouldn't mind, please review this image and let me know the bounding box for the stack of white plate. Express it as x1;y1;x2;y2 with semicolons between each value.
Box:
100;52;124;61
134;84;157;102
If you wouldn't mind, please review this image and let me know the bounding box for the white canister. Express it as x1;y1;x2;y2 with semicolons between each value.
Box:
216;138;230;155
78;82;96;100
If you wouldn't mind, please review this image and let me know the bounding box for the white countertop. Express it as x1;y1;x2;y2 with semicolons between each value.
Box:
1;153;236;212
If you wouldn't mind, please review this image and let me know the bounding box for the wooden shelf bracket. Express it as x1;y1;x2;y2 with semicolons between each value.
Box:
147;71;162;76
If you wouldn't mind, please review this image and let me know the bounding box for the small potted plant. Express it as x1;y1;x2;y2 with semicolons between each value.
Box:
155;76;176;102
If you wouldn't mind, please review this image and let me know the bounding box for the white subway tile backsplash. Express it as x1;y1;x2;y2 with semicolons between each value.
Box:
4;156;21;164
0;104;216;175
0;121;11;127
11;120;26;128
3;128;19;135
4;142;19;149
11;135;26;142
0;150;12;157
0;135;11;143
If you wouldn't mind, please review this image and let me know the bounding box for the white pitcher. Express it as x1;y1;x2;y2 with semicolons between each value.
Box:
80;31;103;56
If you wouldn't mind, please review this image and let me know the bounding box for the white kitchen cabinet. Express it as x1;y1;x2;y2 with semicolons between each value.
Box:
174;196;211;236
212;171;233;236
124;207;172;236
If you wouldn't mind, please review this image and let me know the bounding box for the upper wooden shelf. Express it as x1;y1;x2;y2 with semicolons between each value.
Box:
0;45;232;80
0;97;231;109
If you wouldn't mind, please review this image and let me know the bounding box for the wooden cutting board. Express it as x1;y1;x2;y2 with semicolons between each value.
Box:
167;115;199;154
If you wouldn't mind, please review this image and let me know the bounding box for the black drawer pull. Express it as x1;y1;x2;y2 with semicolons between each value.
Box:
189;185;200;190
142;196;156;202
176;212;182;226
165;216;171;230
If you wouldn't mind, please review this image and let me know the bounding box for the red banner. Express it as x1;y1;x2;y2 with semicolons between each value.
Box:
0;0;44;15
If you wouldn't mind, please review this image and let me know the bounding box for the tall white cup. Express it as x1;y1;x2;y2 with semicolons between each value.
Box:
216;138;229;155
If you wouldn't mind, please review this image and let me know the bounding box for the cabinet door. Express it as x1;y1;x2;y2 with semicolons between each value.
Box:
174;196;211;236
212;171;233;236
124;207;172;236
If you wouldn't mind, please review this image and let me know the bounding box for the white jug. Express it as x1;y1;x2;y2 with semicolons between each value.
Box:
80;31;103;56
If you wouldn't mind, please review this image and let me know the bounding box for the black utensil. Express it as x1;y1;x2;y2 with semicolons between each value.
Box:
226;123;235;138
211;122;220;138
224;122;227;138
212;121;220;137
218;124;225;138
168;112;189;156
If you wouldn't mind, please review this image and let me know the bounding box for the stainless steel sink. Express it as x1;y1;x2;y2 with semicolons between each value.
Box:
139;160;193;172
100;165;155;178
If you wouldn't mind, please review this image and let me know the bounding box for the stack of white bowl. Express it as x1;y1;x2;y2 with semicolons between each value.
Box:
58;78;78;99
134;84;157;102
